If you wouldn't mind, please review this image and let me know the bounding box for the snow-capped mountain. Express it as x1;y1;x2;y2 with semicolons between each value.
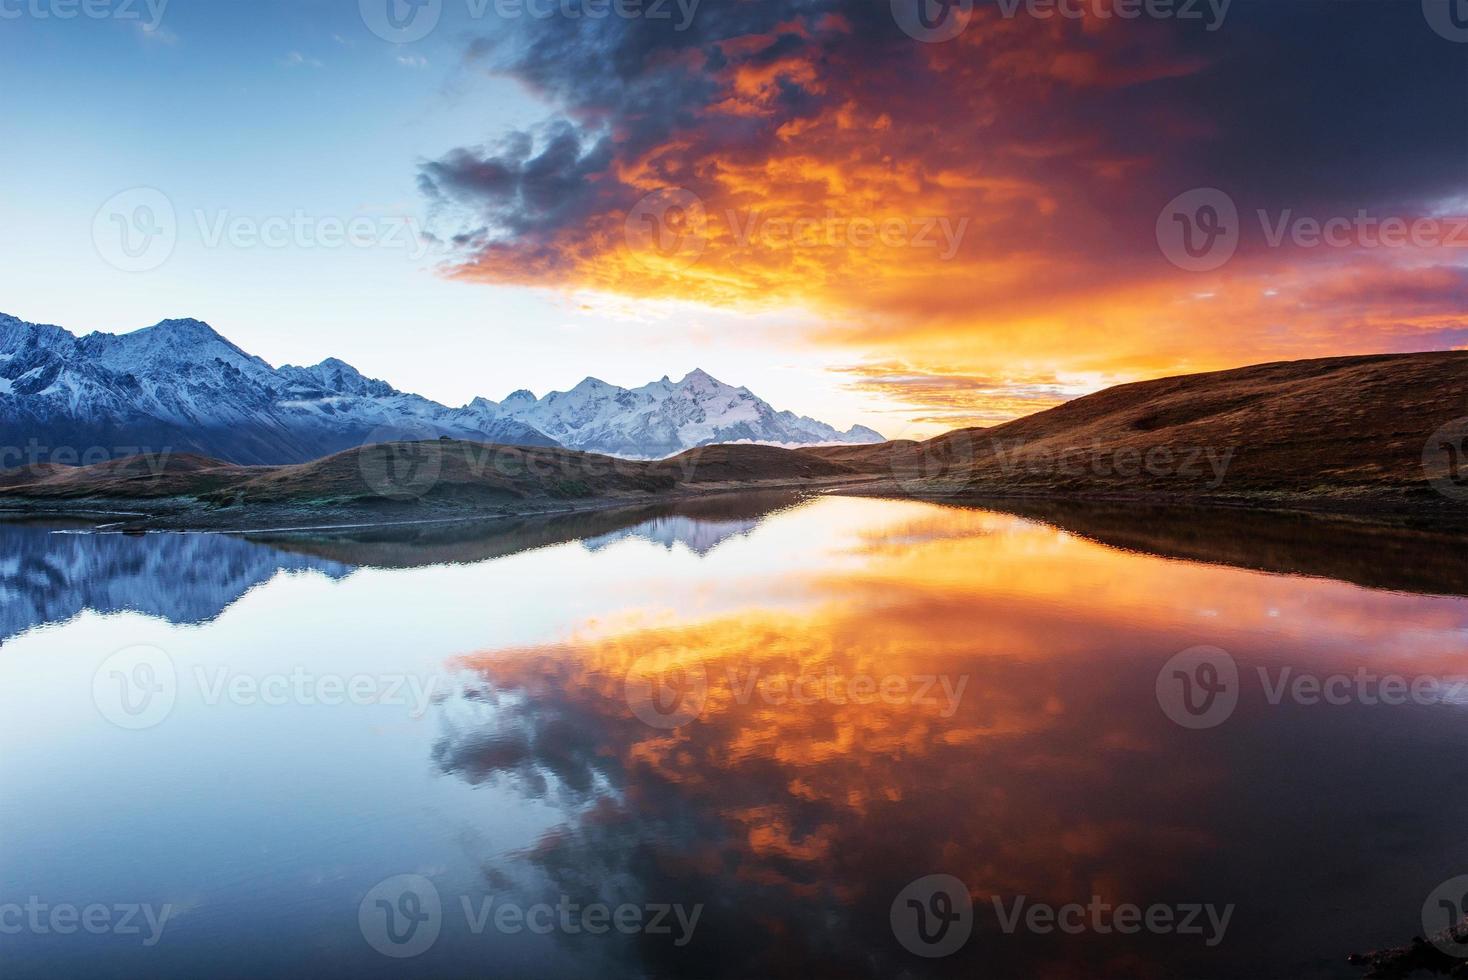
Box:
0;313;556;464
0;313;883;465
492;370;884;458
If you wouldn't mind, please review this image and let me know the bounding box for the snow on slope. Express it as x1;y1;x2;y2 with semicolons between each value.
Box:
0;314;556;464
496;368;884;457
0;313;884;464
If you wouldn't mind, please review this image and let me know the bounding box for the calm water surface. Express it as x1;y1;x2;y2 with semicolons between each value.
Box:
2;495;1466;979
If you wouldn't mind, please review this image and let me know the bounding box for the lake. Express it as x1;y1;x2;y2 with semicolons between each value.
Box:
2;493;1466;979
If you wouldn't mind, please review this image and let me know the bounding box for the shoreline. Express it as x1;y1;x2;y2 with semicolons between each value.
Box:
3;476;1465;535
837;481;1468;531
0;475;888;534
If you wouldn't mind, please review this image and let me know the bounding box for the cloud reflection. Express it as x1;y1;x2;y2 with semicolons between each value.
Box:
433;503;1468;977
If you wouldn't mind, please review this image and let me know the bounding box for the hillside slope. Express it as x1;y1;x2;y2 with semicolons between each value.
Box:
0;439;866;528
844;351;1468;512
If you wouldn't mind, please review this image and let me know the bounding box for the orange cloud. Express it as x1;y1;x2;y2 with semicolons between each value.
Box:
425;3;1468;429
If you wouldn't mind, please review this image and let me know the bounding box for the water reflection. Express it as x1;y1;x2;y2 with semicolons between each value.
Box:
982;497;1468;597
2;496;1466;979
0;492;807;642
0;518;351;642
252;490;805;568
435;504;1468;979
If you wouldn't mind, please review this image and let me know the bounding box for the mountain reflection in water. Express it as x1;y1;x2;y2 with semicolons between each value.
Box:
1;494;1466;979
0;492;808;642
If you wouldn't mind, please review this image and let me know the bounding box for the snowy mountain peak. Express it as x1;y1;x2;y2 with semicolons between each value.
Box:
150;317;221;337
111;318;230;351
0;313;883;464
0;314;559;464
486;367;885;457
0;313;70;353
679;368;721;389
277;357;396;399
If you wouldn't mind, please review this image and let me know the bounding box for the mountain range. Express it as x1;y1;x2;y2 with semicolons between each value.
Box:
0;313;882;465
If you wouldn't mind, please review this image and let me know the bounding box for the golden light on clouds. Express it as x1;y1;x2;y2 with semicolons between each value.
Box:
423;2;1468;430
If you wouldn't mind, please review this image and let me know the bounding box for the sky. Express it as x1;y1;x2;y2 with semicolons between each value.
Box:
1;0;1465;438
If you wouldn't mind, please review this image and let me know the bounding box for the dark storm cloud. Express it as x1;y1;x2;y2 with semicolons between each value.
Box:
419;121;614;241
420;0;1465;258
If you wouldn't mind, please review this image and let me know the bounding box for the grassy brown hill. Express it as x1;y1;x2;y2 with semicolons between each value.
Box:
0;439;869;528
0;454;260;497
2;351;1465;528
658;443;860;485
839;351;1468;517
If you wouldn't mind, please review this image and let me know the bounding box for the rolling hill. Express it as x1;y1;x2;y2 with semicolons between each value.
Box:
3;350;1466;528
837;350;1468;514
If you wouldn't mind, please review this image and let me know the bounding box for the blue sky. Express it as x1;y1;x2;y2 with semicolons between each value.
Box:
0;0;885;430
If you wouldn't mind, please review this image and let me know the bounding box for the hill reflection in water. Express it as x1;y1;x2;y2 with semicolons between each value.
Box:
6;493;1464;645
0;492;810;641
